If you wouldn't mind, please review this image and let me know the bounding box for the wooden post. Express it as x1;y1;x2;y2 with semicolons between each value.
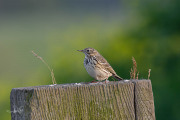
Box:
10;80;155;120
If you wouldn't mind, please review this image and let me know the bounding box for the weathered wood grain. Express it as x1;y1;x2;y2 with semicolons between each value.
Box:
133;80;155;120
10;80;155;120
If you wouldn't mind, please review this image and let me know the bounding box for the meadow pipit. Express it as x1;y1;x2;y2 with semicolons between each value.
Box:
78;47;123;82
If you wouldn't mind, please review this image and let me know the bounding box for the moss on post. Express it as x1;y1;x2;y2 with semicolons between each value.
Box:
10;80;155;120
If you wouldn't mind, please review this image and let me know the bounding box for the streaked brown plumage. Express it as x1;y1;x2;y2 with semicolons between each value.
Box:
78;47;123;82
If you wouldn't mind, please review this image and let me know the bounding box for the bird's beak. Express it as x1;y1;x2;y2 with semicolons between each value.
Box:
77;50;83;52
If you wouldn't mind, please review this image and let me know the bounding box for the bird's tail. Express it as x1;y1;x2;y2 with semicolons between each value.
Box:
112;74;123;81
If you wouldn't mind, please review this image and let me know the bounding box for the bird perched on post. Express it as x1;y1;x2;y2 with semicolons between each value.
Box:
77;47;123;83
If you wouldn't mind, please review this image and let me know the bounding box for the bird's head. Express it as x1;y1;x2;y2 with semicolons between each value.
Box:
77;47;99;57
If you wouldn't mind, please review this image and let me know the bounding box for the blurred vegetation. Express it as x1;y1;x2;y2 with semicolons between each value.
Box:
0;0;179;119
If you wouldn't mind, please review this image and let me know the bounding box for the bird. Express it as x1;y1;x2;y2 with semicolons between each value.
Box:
77;47;123;83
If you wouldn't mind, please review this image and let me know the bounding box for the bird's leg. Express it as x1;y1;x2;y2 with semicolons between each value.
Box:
104;78;109;84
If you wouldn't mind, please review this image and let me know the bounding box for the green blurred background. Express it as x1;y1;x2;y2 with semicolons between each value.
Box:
0;0;179;119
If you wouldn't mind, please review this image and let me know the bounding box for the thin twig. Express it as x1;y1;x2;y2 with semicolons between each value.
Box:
32;51;57;85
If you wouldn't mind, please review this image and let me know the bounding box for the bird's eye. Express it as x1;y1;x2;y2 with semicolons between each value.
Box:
87;50;90;52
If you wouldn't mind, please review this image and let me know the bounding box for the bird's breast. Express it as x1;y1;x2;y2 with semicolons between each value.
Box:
83;58;111;80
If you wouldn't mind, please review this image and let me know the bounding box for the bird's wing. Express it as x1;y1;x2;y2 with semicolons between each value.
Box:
95;55;116;75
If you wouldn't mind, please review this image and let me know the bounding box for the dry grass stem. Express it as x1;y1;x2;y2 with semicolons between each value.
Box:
148;69;151;80
136;72;139;80
130;68;133;79
132;57;137;79
130;57;139;80
32;51;57;85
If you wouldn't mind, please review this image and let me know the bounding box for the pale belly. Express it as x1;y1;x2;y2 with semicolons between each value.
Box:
84;64;112;81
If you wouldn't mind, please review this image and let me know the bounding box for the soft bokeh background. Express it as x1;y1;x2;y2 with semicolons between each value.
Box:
0;0;179;119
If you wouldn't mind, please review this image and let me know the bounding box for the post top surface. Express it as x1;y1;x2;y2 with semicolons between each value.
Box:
12;79;150;90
